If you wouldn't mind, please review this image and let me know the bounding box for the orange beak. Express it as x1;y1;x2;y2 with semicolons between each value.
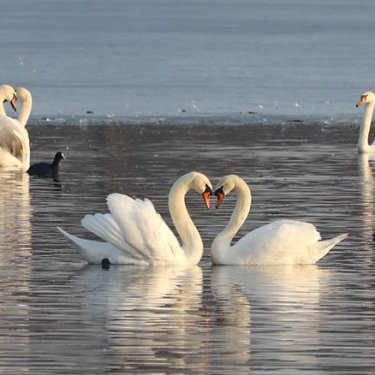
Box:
202;185;212;209
356;96;366;108
215;188;225;209
10;96;17;112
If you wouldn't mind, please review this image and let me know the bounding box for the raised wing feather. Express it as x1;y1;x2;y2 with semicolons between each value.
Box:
82;193;183;262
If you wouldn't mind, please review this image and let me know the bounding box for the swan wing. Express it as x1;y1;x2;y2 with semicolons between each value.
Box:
57;227;148;265
234;220;322;264
0;116;30;169
82;193;183;262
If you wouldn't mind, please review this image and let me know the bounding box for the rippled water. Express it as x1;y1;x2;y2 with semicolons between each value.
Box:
1;123;374;374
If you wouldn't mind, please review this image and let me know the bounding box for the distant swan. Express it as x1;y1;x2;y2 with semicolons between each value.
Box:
211;175;348;265
356;91;375;153
0;85;31;171
58;172;212;265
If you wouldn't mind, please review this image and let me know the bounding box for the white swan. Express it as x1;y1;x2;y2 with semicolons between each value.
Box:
0;85;31;171
356;91;375;153
15;87;32;127
211;175;348;265
58;171;213;265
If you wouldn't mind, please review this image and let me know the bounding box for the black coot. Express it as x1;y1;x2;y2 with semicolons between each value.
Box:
28;152;65;177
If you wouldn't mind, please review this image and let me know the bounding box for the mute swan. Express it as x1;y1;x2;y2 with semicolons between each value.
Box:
58;172;213;265
28;151;65;177
211;175;348;265
0;85;31;171
15;87;32;127
356;91;375;153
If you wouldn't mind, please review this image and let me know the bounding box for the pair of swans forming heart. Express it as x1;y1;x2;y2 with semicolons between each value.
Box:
58;171;348;266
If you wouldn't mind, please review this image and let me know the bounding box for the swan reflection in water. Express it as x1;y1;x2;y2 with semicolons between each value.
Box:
0;171;31;260
63;265;205;372
0;171;31;359
358;154;375;248
211;265;330;369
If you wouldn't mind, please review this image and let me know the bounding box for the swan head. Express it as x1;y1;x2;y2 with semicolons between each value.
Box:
15;87;32;103
356;91;375;108
186;172;213;209
214;175;238;208
0;84;17;111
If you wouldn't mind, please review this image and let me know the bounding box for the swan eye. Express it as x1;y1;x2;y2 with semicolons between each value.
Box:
362;95;368;101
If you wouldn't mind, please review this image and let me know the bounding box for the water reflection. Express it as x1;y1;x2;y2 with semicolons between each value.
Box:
211;265;330;370
358;154;375;248
0;171;31;261
72;265;204;372
0;171;31;365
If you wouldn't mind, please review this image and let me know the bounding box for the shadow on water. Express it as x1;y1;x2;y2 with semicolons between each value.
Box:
0;124;375;373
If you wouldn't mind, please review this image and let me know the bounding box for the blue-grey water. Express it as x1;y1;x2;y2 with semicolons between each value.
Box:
0;123;373;374
1;0;374;124
1;1;375;373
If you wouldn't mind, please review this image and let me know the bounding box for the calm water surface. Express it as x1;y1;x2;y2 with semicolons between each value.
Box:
0;123;374;374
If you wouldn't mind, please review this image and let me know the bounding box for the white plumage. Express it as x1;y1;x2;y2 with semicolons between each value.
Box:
211;175;348;265
0;85;31;171
59;172;212;265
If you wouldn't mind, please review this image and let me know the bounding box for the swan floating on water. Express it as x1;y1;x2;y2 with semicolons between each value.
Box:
58;172;213;265
0;85;31;171
211;175;348;265
356;91;375;153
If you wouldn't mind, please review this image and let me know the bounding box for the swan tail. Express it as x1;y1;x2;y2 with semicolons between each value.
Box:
312;233;349;263
81;213;145;260
57;227;144;265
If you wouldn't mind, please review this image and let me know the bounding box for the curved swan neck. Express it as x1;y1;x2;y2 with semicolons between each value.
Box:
168;174;203;264
211;177;251;258
0;104;6;117
358;102;375;153
18;97;32;127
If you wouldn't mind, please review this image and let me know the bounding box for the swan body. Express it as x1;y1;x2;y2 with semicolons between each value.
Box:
0;85;31;171
211;175;348;265
58;172;213;265
356;91;375;153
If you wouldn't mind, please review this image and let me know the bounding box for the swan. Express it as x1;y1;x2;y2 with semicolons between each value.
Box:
0;85;31;171
211;175;348;265
15;87;32;127
356;91;375;153
58;171;213;265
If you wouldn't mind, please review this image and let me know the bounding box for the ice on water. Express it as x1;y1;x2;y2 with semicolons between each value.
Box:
1;0;374;124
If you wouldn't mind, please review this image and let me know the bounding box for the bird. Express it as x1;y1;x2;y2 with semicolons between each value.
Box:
211;174;348;265
58;171;213;265
356;91;375;153
0;85;31;171
28;152;65;178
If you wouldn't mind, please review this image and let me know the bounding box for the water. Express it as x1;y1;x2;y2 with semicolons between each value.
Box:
0;123;374;373
1;0;374;124
1;0;375;372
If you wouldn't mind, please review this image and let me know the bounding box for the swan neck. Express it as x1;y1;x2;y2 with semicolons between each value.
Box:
168;176;203;264
18;98;32;127
358;103;375;153
211;178;251;261
0;103;6;117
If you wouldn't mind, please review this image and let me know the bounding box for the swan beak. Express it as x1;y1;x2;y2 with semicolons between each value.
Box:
10;95;17;112
215;187;225;209
202;185;212;209
356;96;366;108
